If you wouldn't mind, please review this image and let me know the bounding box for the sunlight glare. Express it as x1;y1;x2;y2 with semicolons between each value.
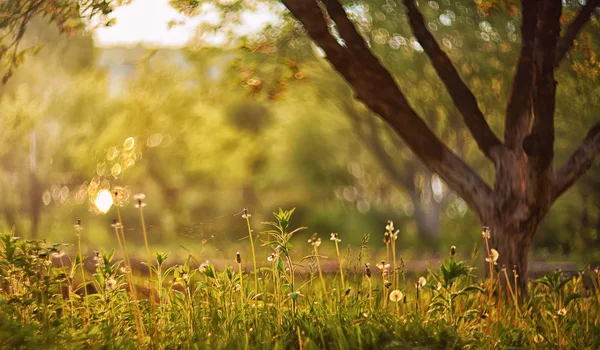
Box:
94;189;114;214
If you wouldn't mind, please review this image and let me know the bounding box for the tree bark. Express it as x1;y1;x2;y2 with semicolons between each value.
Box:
485;217;538;296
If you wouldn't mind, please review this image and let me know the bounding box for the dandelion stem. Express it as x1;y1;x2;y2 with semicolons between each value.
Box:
334;239;346;306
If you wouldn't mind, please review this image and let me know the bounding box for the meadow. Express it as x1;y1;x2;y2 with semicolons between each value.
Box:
0;206;598;350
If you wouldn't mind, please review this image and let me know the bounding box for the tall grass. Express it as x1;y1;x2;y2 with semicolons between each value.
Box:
0;208;599;349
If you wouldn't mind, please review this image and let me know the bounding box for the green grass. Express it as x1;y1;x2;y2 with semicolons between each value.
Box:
0;208;599;349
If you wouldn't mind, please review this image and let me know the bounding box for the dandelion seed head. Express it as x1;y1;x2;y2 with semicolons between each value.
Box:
241;208;251;219
330;232;341;242
308;235;322;247
389;290;403;302
111;219;123;229
485;248;499;265
481;226;491;239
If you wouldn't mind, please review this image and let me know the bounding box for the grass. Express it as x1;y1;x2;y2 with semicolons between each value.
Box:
0;207;599;349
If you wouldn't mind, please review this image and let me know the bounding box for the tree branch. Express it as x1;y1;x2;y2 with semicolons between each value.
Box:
528;1;562;171
505;0;537;150
555;0;599;67
553;122;600;199
281;0;493;217
401;0;502;161
342;100;415;190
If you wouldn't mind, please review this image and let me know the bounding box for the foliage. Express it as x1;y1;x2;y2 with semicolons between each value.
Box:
0;0;124;84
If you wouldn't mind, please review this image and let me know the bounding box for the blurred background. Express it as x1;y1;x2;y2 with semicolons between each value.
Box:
0;0;598;266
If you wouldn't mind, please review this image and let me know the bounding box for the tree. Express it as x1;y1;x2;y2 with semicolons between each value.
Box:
0;0;119;84
277;0;600;293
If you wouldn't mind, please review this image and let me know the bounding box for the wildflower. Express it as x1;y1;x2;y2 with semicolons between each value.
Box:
120;266;131;274
450;245;456;256
376;260;391;271
106;277;117;291
111;219;122;229
134;193;147;208
417;276;427;288
557;308;567;316
436;282;442;291
383;231;391;244
365;263;371;278
74;219;83;232
198;261;209;272
389;290;403;302
485;248;499;265
308;235;322;247
385;220;395;232
385;220;398;240
267;253;276;262
481;226;491;239
384;280;392;288
234;284;241;292
330;232;341;243
241;208;251;219
236;252;242;264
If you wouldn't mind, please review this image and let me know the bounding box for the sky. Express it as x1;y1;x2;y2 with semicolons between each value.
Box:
93;0;277;47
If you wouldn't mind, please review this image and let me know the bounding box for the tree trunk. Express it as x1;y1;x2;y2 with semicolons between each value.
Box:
411;191;442;242
484;216;539;297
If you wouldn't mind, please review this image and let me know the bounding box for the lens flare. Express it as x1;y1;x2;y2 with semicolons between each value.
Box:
124;137;135;151
94;189;113;214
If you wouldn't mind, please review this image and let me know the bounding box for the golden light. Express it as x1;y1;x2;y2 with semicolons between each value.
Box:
94;189;114;214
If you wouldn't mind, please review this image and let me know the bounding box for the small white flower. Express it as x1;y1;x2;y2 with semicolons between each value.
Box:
308;237;322;247
330;233;341;242
481;227;491;239
376;261;391;271
417;276;427;288
389;290;403;302
385;220;395;232
241;208;251;219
